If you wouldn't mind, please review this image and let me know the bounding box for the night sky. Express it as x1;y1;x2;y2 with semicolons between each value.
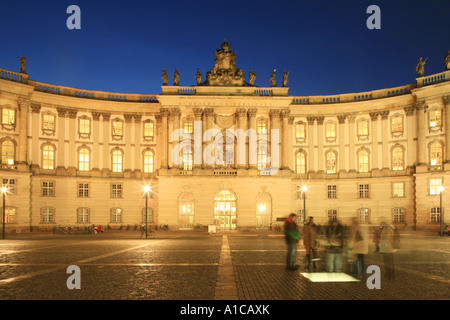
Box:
0;0;449;97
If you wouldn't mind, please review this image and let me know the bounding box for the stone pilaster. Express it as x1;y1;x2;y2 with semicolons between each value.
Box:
17;98;29;170
280;109;290;170
337;115;346;172
380;110;390;170
370;112;379;171
248;109;257;169
415;100;428;167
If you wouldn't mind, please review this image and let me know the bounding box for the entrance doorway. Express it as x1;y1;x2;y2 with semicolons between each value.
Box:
179;193;194;229
214;190;237;230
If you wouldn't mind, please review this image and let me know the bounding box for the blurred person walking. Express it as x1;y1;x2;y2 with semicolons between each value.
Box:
379;218;401;281
325;219;344;272
348;218;369;279
303;216;319;270
284;213;300;271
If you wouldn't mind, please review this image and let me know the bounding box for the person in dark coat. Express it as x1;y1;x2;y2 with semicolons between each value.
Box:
284;213;300;271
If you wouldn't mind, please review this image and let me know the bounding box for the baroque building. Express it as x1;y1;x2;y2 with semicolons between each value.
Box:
0;41;449;233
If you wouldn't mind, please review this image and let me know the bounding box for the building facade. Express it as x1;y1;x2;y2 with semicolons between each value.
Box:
0;42;449;233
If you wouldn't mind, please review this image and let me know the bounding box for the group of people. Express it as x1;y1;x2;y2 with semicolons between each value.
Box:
284;213;400;280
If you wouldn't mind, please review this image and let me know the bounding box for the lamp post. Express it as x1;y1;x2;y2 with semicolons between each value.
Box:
2;187;7;240
302;185;308;224
439;186;444;237
143;185;151;239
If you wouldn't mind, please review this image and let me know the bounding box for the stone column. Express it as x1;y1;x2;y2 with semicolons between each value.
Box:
370;112;379;171
155;113;162;170
236;108;247;169
132;114;142;176
248;109;257;169
66;109;77;175
124;114;133;175
31;103;41;171
204;108;214;169
404;106;416;168
102;113;111;175
56;107;66;174
307;117;315;173
316;116;324;173
91;112;101;175
170;108;180;169
193;108;203;169
17;98;29;170
443;96;450;166
337;115;346;172
380;110;390;171
280;109;290;170
415;100;428;166
160;108;169;169
269;110;281;170
348;114;356;172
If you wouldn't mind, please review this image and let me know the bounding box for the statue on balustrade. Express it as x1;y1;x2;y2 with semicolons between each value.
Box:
173;68;180;86
248;69;256;86
161;67;168;85
282;69;289;87
196;69;202;85
416;57;427;77
270;69;276;87
19;54;27;74
445;50;450;70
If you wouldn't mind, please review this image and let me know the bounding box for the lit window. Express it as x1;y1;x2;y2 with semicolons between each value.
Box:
391;116;403;134
183;148;193;171
393;208;405;223
430;142;443;166
357;119;369;138
78;148;90;171
326;122;336;141
143;150;154;173
42;145;55;170
112;149;123;172
392;182;404;198
112;120;123;136
295;122;306;142
295;151;306;174
429;178;443;195
359;184;370;198
256;192;272;230
42;181;54;197
111;208;122;223
2;108;15;126
42;208;55;223
77;208;90;223
358;208;370;223
144;121;154;139
2;178;15;194
429;110;442;128
326;151;337;174
1;140;15;166
358;149;369;173
42;114;55;131
257;145;268;170
392;147;404;171
257;119;268;135
184;118;193;134
1;207;16;223
79;118;91;135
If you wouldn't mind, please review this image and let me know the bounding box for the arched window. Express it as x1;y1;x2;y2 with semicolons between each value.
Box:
1;140;15;166
430;142;443;166
392;146;404;171
112;149;123;173
214;190;237;230
358;149;369;173
326;151;337;174
256;192;272;229
295;151;306;174
78;147;90;171
42;144;55;170
143;150;154;173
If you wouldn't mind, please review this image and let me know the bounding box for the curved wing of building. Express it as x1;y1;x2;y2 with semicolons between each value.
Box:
0;41;449;233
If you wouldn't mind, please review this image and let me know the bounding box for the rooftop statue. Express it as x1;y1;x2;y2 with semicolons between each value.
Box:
270;69;276;87
161;67;168;86
19;54;27;74
196;68;202;85
173;68;180;86
205;39;246;86
445;50;450;70
416;57;427;77
249;69;256;86
282;69;289;87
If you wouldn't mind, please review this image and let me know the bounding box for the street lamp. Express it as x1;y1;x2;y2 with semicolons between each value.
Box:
439;186;444;237
143;185;151;239
1;186;7;240
302;185;308;224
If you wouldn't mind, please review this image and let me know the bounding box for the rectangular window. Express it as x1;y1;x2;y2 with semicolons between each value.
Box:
144;122;154;138
430;207;441;223
42;181;54;197
327;185;337;199
357;120;369;138
42;208;54;223
2;109;15;125
184;119;193;134
392;182;404;198
429;110;442;128
112;120;123;136
142;208;153;223
393;208;405;223
359;184;370;198
2;178;15;194
429;178;443;195
77;208;90;223
111;184;122;198
79;118;91;134
257;119;268;135
327;209;337;222
111;208;122;223
326;122;336;140
391;116;403;134
78;183;89;198
43;114;55;131
1;207;16;223
295;123;306;141
296;185;303;199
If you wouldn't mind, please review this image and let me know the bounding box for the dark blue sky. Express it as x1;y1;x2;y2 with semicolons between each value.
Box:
0;0;449;96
